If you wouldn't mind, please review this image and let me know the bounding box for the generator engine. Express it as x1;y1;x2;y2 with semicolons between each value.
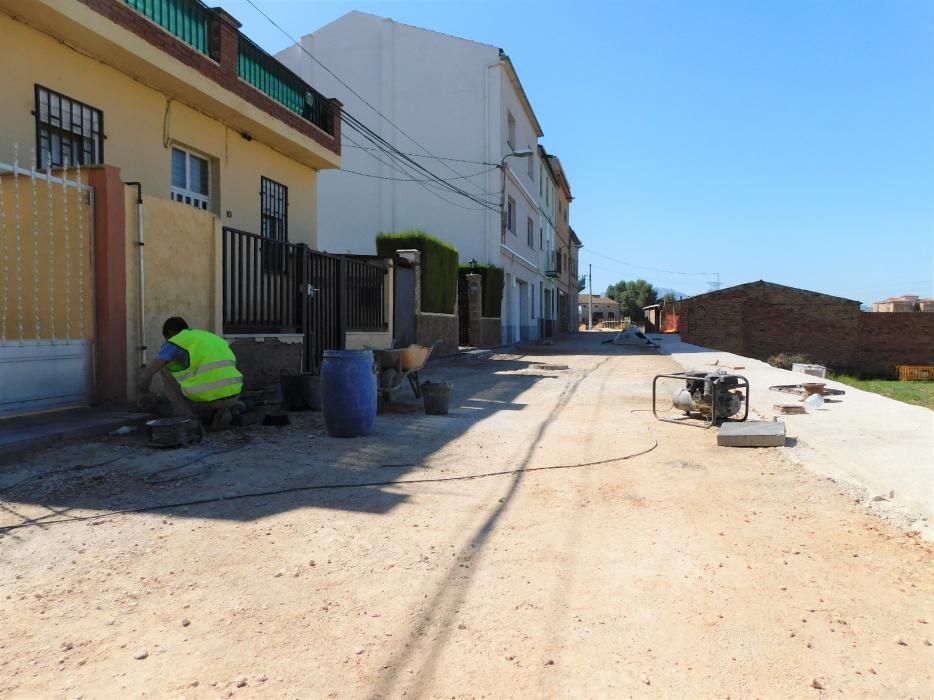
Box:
671;371;745;420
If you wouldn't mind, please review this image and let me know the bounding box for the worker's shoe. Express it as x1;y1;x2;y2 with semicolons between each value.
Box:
209;408;233;432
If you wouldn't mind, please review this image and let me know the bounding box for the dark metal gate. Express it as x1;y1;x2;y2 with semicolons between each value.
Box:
300;249;344;371
223;228;387;371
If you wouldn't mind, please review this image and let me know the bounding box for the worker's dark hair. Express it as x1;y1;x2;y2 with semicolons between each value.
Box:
162;316;189;339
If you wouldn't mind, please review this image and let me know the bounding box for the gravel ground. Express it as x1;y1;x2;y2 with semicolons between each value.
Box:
1;335;931;698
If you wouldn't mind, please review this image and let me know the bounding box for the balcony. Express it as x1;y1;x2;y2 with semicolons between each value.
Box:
544;250;561;279
238;36;334;136
577;276;587;292
125;0;212;56
120;0;336;139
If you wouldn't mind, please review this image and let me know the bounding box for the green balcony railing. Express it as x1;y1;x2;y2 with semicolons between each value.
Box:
125;0;212;56
238;36;334;135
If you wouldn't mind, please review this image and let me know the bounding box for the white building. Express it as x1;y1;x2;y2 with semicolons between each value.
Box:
537;145;559;337
277;11;547;343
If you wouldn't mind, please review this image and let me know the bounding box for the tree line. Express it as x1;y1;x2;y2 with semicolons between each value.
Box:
604;279;676;322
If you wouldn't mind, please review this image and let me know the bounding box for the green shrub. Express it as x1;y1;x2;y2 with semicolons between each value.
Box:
458;264;504;318
376;231;458;314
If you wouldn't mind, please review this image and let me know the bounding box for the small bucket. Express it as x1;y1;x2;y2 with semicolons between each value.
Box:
421;381;452;415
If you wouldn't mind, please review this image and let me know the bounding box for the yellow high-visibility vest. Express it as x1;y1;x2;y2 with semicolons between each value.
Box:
167;329;243;402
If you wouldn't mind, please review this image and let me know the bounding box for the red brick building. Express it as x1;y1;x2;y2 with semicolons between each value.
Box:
662;281;934;377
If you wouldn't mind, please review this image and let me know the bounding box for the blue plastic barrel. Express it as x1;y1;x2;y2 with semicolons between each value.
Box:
320;349;377;437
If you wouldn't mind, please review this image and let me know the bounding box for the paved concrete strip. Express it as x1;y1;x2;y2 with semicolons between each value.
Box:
0;408;149;460
656;335;934;522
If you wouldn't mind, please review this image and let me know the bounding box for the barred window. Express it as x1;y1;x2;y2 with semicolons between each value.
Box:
35;85;103;168
261;177;288;242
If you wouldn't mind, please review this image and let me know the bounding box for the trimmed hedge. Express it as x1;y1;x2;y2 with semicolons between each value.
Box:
459;264;504;318
376;231;459;314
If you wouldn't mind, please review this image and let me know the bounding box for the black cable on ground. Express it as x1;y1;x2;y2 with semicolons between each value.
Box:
0;441;658;533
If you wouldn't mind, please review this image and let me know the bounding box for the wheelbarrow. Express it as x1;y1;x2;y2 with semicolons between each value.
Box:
373;340;442;402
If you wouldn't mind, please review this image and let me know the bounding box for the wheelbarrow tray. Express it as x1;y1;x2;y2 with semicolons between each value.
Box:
374;341;441;399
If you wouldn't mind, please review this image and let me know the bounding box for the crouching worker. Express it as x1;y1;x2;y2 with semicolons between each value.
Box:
138;316;243;430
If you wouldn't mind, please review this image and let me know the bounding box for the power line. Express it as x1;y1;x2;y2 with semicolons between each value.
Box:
341;112;499;203
242;0;497;201
339;165;498;183
583;248;719;278
342;113;501;211
341;129;497;212
342;143;498;167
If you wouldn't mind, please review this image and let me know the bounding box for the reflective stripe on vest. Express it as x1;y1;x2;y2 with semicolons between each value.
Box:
173;359;237;383
168;329;243;403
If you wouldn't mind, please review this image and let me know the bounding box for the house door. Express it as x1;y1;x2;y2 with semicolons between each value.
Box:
302;249;345;371
518;280;530;341
0;162;95;417
393;261;416;348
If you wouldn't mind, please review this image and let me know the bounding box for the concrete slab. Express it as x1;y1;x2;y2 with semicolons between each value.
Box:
718;420;786;447
0;408;149;460
656;334;934;523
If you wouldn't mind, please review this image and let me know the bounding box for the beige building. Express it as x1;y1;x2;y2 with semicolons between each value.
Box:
0;0;343;416
873;295;930;312
578;295;621;326
547;155;581;333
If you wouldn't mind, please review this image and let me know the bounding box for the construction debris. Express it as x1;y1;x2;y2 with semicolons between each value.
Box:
717;420;786;447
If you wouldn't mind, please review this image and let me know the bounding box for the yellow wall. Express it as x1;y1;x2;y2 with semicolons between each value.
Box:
0;169;93;342
124;187;221;399
0;13;319;247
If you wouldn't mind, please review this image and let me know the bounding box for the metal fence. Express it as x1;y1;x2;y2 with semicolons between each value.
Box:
0;146;95;415
125;0;213;56
222;228;388;368
346;256;388;332
124;0;335;136
238;36;334;135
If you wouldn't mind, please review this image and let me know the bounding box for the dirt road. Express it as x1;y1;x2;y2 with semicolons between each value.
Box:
1;335;931;698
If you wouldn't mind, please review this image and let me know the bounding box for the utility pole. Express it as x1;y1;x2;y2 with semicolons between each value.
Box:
588;263;593;330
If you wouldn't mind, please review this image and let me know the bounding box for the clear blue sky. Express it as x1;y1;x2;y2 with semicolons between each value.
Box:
218;0;934;305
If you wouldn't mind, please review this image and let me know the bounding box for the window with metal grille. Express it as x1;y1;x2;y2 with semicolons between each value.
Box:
35;85;103;168
261;177;288;242
260;177;288;273
171;147;210;210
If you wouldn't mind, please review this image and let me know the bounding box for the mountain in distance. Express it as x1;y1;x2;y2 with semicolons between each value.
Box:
654;286;689;301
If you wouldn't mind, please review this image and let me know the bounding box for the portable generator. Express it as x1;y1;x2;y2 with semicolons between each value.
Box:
652;370;750;428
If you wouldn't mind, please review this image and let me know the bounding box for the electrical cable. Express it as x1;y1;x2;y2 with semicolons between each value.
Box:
342;144;498;167
142;443;251;485
339;165;498;183
342;114;501;210
342;124;500;212
0;453;128;494
242;0;498;201
584;248;719;278
0;442;658;533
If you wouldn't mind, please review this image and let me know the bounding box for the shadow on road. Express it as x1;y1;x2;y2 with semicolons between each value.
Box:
368;357;609;698
0;356;560;532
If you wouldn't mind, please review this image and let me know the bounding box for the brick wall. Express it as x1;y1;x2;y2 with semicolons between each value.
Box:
665;282;934;375
854;313;934;377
